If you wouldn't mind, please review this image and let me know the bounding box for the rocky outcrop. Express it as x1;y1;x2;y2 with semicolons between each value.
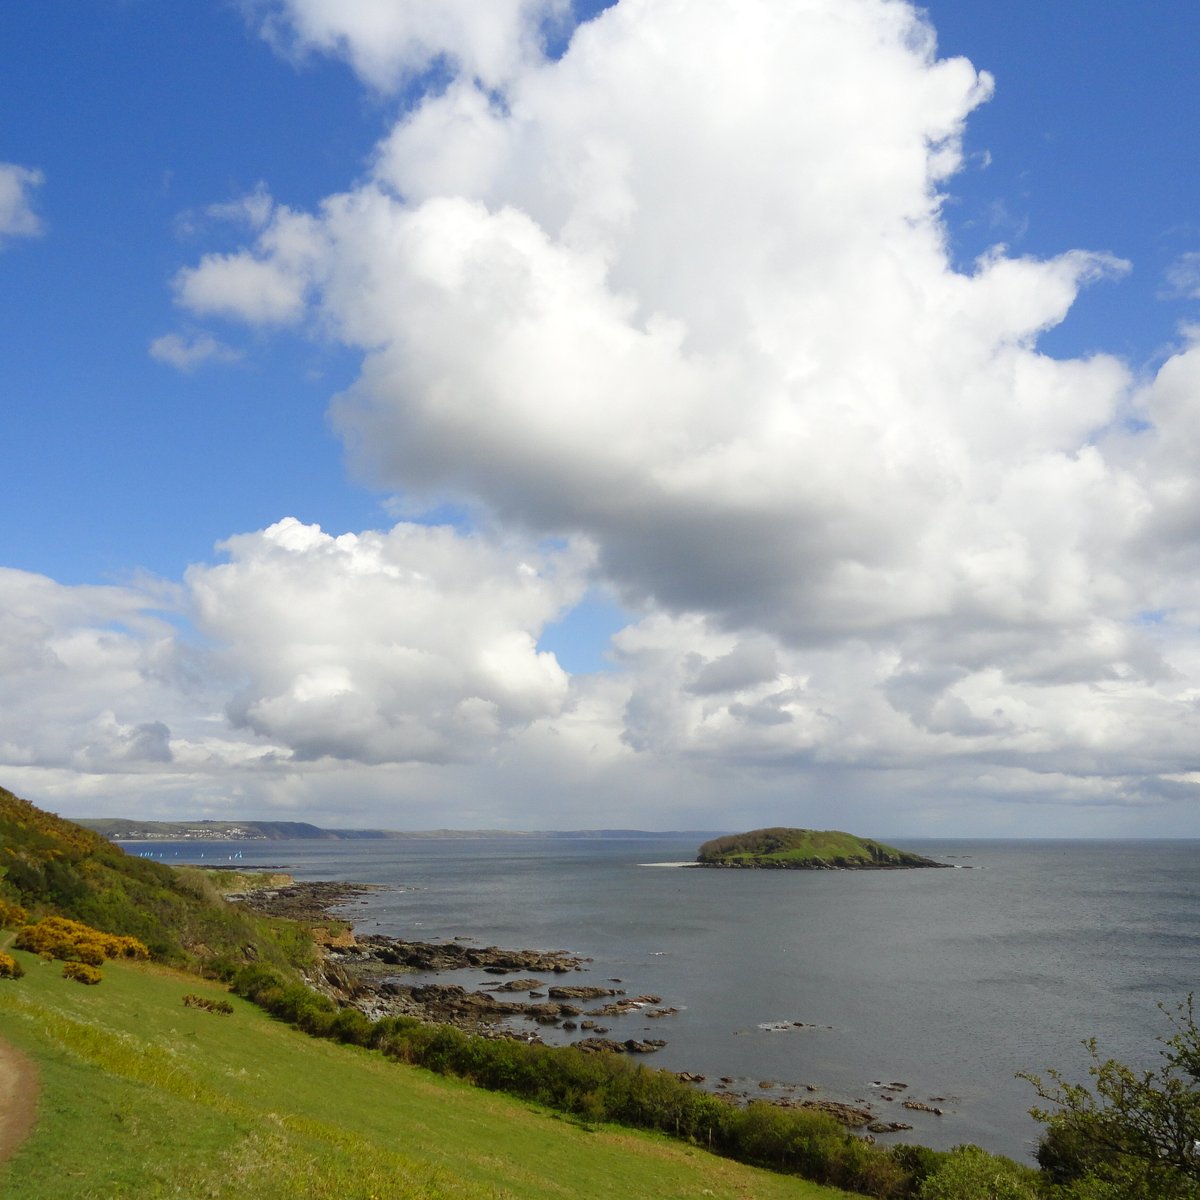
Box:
584;995;664;1017
228;879;381;919
902;1100;945;1115
772;1098;875;1127
355;936;584;975
546;984;618;1000
572;1036;666;1054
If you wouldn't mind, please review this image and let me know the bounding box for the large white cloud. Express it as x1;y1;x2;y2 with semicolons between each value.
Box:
186;518;587;764
188;0;1144;645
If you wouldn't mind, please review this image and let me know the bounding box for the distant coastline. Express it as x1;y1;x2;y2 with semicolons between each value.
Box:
74;817;724;844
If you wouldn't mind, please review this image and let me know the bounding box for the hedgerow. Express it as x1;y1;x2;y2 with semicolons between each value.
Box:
230;962;948;1198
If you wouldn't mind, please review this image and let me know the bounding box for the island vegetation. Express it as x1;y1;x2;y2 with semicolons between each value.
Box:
696;828;951;870
1;786;1195;1198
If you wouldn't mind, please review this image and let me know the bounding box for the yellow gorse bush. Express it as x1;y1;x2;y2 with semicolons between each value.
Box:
62;960;102;985
14;915;149;963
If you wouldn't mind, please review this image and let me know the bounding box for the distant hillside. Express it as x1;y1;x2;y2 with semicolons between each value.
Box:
74;817;391;842
696;828;950;870
76;818;718;842
0;786;314;970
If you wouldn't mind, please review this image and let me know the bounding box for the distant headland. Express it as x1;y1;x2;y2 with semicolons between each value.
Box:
695;827;951;870
73;818;715;843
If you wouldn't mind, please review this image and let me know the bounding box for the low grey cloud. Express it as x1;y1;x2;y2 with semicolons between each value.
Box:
686;640;780;696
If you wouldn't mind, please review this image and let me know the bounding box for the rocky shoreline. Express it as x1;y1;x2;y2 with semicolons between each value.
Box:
230;876;954;1134
232;878;677;1055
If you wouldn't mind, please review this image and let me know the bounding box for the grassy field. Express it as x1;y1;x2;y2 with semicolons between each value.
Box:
0;949;848;1200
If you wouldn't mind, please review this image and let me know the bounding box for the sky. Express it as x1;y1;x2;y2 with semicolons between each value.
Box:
3;0;1200;836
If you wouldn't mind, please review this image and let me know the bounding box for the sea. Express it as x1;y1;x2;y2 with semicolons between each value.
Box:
126;835;1200;1163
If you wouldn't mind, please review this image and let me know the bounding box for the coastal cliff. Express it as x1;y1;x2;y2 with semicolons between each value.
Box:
696;827;950;870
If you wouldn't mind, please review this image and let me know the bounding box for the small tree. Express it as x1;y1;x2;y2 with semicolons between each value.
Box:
1022;996;1200;1200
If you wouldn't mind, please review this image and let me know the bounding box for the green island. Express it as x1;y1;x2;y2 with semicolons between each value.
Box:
1;785;1195;1199
695;828;952;870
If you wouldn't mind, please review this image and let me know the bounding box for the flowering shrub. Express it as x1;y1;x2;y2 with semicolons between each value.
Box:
0;899;28;928
62;961;102;985
14;916;149;963
0;952;23;979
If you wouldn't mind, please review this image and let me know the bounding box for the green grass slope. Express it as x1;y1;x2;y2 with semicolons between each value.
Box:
0;949;846;1200
696;828;947;870
0;786;312;974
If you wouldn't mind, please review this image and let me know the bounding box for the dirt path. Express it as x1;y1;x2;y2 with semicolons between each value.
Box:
0;1036;37;1164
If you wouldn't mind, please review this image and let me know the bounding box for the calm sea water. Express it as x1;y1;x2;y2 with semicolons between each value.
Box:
131;836;1200;1161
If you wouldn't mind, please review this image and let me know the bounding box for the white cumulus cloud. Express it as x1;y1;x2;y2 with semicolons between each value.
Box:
186;518;589;764
250;0;571;92
173;204;325;324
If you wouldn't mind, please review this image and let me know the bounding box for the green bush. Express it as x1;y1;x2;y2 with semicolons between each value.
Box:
916;1145;1038;1199
888;1143;947;1190
1025;996;1200;1199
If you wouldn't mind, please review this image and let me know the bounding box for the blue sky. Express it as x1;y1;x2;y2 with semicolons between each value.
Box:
4;1;1200;834
932;2;1200;363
